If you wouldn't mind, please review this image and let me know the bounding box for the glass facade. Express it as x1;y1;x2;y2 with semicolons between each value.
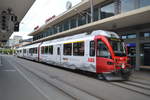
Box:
140;0;150;7
121;0;136;13
78;14;86;26
33;0;150;41
144;32;150;37
70;17;77;29
93;7;99;21
58;24;63;32
100;3;115;19
63;20;69;31
121;0;150;13
121;35;127;39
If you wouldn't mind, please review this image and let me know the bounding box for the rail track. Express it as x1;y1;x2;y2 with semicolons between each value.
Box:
110;80;150;97
12;58;104;100
7;56;150;100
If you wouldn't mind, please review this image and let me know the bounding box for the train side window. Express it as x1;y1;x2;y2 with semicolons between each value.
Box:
63;43;72;55
57;47;60;55
32;48;35;54
48;46;53;54
23;49;26;53
45;46;48;54
29;48;31;53
41;46;44;54
73;41;84;56
34;48;37;54
35;48;37;54
90;41;95;56
97;40;111;58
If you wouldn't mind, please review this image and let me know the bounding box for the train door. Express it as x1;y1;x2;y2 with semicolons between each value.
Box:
38;43;41;62
96;39;114;73
55;44;61;65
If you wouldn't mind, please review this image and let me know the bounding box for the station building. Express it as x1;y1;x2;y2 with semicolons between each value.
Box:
29;0;150;69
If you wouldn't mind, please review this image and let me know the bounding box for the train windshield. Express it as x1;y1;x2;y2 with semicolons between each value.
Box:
109;38;126;57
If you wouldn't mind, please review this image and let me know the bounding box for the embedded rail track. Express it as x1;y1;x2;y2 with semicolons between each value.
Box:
5;55;150;100
110;80;150;97
11;57;104;100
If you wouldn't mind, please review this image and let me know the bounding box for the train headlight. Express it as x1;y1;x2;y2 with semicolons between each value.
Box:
122;63;125;68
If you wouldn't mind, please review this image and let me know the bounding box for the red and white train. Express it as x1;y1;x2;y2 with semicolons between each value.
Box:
16;30;132;80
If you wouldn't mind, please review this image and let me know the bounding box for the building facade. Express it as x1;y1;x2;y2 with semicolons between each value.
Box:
29;0;150;69
6;35;22;47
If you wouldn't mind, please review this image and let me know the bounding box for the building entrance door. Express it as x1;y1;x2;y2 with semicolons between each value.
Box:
127;43;136;67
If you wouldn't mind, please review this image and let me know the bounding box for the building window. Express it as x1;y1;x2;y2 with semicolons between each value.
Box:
48;46;53;54
64;20;69;31
121;0;136;13
140;0;150;7
73;41;84;56
70;17;77;29
78;15;86;26
93;7;99;21
63;43;72;55
48;28;53;35
45;30;49;36
87;10;91;23
121;35;127;39
101;3;115;19
59;24;63;32
128;34;136;39
144;32;150;37
53;26;58;34
90;41;95;56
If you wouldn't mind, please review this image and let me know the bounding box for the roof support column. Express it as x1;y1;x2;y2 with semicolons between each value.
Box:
135;32;141;70
90;0;94;22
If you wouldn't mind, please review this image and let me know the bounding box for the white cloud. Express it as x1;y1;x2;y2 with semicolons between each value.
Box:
11;0;81;39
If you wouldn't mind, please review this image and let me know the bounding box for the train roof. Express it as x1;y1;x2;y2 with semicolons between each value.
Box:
18;30;119;48
41;30;119;46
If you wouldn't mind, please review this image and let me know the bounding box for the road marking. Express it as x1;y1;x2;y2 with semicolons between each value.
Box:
1;69;16;72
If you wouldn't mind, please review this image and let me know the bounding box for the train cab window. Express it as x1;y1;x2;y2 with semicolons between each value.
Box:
90;41;95;56
63;43;72;55
57;47;60;55
48;46;53;54
73;41;84;56
97;40;111;58
45;46;48;54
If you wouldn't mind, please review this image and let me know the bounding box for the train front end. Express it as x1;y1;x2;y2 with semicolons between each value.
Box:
95;35;132;81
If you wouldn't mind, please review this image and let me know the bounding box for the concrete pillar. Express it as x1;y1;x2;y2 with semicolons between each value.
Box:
135;32;141;70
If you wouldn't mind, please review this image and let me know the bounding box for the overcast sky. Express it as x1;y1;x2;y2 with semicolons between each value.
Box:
10;0;81;39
